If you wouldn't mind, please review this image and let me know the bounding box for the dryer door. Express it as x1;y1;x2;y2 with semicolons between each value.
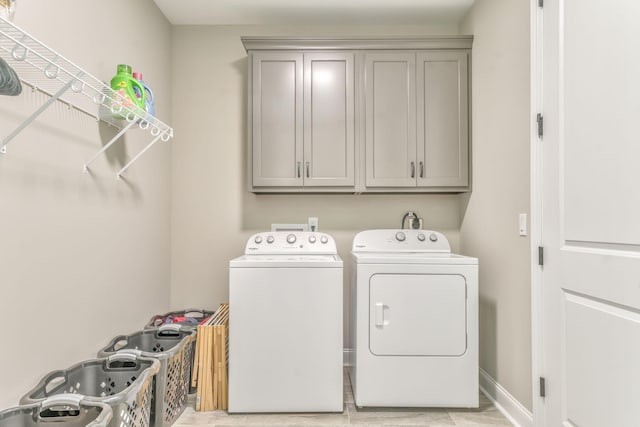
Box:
369;273;467;356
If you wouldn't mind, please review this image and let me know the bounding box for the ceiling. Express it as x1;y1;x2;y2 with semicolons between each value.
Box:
153;0;475;26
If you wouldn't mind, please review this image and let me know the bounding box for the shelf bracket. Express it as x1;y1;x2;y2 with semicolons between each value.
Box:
83;119;138;172
116;131;170;179
1;78;75;153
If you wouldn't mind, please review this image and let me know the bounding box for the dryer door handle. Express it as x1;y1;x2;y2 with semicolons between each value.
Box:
375;302;388;327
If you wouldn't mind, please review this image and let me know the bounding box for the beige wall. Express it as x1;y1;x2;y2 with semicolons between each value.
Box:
0;1;172;408
169;24;464;348
0;2;534;412
460;0;532;410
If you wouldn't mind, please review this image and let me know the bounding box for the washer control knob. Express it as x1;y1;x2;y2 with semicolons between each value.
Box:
395;232;406;242
417;233;426;242
266;235;275;244
309;235;317;244
286;234;296;244
429;233;438;242
320;235;329;244
254;235;263;244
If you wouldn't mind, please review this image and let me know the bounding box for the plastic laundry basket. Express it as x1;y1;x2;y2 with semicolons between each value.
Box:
20;354;159;427
0;394;112;427
98;325;196;427
144;308;214;330
145;308;214;395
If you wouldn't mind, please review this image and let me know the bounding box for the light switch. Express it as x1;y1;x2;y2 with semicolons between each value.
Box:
519;213;527;236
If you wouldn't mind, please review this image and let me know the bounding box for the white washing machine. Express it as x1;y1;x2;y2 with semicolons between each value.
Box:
349;229;478;408
228;231;343;413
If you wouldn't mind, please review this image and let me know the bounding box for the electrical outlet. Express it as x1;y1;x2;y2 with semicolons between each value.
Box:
308;217;319;232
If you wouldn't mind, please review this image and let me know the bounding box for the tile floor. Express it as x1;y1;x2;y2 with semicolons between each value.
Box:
176;372;513;426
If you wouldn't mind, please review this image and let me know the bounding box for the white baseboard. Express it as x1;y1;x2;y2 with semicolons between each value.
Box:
479;368;533;427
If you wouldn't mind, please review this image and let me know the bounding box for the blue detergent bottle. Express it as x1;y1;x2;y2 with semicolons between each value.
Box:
132;72;155;117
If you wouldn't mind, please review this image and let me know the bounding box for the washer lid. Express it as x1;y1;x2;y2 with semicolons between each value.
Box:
230;254;343;268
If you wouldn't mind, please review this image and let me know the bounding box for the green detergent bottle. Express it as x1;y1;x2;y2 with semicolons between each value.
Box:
110;64;146;118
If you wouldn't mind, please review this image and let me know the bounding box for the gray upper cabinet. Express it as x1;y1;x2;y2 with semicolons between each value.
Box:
251;52;303;187
417;51;469;188
364;50;469;190
242;36;472;193
365;52;417;187
304;52;355;187
249;50;355;190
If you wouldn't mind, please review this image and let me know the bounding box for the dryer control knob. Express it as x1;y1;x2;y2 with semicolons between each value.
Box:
417;233;426;241
254;236;263;244
395;232;406;242
429;233;438;242
320;236;329;244
286;234;296;244
309;235;317;244
266;235;275;244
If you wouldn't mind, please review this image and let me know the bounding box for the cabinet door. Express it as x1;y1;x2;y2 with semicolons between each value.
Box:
303;53;355;187
252;52;303;187
364;52;417;187
416;51;469;187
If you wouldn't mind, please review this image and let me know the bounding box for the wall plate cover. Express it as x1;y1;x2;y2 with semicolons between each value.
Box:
271;223;309;232
519;213;527;236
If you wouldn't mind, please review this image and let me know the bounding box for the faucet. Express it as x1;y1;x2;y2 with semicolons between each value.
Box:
401;211;423;230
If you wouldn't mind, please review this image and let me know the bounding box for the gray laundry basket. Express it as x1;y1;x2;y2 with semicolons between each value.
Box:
20;354;159;427
98;325;196;427
0;394;112;427
144;309;213;395
144;308;214;330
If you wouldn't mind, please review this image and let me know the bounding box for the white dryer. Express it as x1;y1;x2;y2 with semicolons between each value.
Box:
349;229;478;408
228;231;343;413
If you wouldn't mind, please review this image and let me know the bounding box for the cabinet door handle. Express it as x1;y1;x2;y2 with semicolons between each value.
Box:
306;162;310;178
419;161;424;178
297;161;301;178
410;161;415;178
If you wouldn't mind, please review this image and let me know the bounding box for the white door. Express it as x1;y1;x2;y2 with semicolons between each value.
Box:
540;1;640;426
369;273;467;356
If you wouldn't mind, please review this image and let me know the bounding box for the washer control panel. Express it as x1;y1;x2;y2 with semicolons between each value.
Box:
352;229;450;253
246;231;337;255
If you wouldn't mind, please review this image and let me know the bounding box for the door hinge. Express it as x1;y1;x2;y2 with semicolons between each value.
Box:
538;246;544;266
536;113;544;138
539;377;546;397
538;0;543;8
